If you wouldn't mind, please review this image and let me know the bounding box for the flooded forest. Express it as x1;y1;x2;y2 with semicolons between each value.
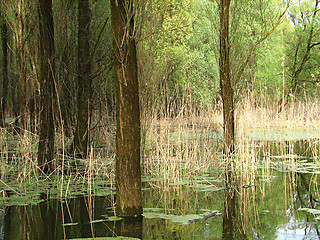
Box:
1;0;320;239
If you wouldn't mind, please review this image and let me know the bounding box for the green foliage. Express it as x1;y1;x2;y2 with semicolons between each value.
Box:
284;0;320;98
138;0;313;111
139;0;219;113
229;0;291;103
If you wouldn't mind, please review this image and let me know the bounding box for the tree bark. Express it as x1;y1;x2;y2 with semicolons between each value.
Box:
111;0;142;217
17;0;27;130
220;0;234;156
222;175;236;239
72;0;92;158
38;0;55;173
0;11;8;127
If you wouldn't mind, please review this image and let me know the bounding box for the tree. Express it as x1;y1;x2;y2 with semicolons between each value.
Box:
0;10;8;127
17;0;26;131
219;0;234;156
218;0;291;153
72;0;92;158
37;0;55;173
286;0;320;99
138;0;215;117
222;175;236;239
110;0;142;216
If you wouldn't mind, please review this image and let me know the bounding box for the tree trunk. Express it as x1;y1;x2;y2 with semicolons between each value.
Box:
72;0;92;158
111;0;142;217
219;0;234;156
18;0;27;130
0;12;8;127
38;0;55;173
222;169;236;240
58;0;76;137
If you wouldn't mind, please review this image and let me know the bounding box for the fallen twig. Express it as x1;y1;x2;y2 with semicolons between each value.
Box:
188;211;219;224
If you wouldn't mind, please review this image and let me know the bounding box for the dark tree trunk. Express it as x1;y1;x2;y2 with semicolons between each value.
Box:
222;170;236;239
111;0;142;217
220;0;234;156
72;0;92;158
0;12;8;127
18;0;27;131
58;0;76;137
116;216;143;238
38;0;55;173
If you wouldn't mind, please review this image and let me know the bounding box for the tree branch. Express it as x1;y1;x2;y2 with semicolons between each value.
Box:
310;42;320;49
234;0;291;87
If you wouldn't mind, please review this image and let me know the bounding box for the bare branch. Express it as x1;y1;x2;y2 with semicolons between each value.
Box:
310;42;320;49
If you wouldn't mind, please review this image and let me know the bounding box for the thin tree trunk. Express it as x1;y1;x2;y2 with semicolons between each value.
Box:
38;0;55;173
18;0;27;130
0;12;8;127
220;0;234;156
72;0;92;158
111;0;142;217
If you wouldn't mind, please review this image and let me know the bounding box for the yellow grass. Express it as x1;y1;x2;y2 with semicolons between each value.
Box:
0;96;319;197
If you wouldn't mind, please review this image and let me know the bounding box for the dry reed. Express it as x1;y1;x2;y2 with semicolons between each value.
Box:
0;88;319;212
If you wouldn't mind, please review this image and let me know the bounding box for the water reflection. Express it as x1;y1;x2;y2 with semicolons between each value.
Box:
1;196;117;239
1;138;320;239
1;171;320;239
116;216;143;239
222;170;236;240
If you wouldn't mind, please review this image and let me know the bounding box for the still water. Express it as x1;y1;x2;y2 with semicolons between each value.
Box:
1;130;320;239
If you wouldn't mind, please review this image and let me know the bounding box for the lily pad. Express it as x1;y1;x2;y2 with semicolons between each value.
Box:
66;237;140;240
298;207;320;215
142;211;216;225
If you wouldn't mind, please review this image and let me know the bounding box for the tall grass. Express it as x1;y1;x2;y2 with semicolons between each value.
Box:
1;86;320;206
237;93;320;130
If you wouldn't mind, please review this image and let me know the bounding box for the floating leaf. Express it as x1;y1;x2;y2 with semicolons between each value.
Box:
89;219;107;223
66;237;140;240
104;216;123;221
142;211;217;225
298;208;320;215
62;222;78;227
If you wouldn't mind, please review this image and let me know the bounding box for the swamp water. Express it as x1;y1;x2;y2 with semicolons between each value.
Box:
1;129;320;239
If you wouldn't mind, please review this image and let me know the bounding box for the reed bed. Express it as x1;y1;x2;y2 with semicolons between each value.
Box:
0;96;319;206
237;96;320;130
141;96;320;234
1;97;320;240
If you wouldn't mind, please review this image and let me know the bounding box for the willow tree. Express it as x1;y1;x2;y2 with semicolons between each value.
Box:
38;0;55;173
0;10;8;127
286;0;320;99
72;0;91;158
219;0;291;153
219;0;234;156
17;0;27;130
110;0;142;217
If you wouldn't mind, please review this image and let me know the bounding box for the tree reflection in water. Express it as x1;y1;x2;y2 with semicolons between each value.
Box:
222;173;236;239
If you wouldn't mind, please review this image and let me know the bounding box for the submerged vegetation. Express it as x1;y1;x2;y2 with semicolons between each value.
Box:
0;0;320;238
1;99;320;238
